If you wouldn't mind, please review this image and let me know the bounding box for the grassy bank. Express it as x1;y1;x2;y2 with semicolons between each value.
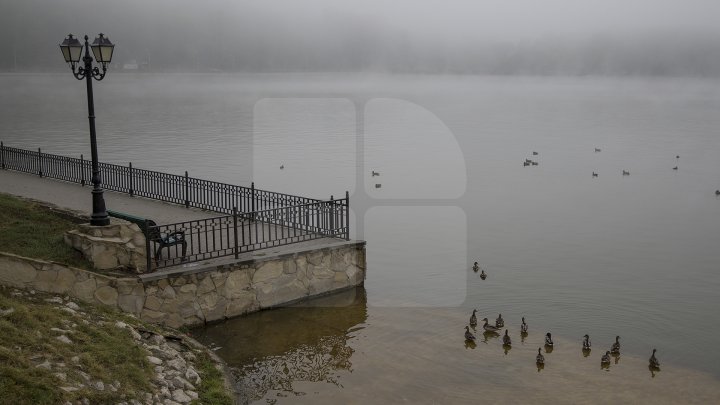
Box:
0;193;91;269
0;286;235;404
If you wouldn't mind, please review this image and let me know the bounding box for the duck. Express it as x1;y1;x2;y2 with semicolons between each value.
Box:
582;334;591;350
480;270;487;280
371;170;380;177
502;329;512;347
533;151;539;156
531;161;539;166
649;349;660;368
715;190;720;196
595;148;602;152
495;314;505;328
469;309;478;327
601;351;611;365
610;336;620;354
536;348;545;364
520;317;528;334
622;170;630;176
544;332;553;347
673;166;678;170
523;161;530;167
465;326;476;342
481;318;501;333
375;184;382;188
592;172;598;177
280;164;284;170
472;262;479;272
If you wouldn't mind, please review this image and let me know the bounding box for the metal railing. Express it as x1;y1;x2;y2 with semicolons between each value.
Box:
148;197;349;269
0;143;325;214
1;143;351;270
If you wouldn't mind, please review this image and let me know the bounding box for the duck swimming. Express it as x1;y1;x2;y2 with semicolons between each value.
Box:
592;172;598;177
465;326;476;342
622;170;630;176
371;170;380;177
610;336;620;354
536;348;545;364
649;349;660;368
469;309;478;327
502;329;512;347
495;314;504;328
520;317;528;334
480;270;487;280
481;318;501;333
472;262;479;272
544;333;553;347
583;334;591;350
601;351;611;365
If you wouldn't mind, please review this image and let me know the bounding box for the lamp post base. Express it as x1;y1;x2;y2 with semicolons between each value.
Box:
90;187;110;226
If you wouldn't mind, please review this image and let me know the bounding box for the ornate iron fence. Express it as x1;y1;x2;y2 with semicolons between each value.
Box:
0;143;327;213
148;197;349;269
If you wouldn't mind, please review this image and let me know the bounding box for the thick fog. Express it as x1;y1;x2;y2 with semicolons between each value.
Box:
1;0;719;75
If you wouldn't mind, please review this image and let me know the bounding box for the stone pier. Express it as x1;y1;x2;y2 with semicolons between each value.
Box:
0;240;365;328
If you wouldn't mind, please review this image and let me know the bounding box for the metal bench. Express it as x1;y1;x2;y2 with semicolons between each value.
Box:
107;210;187;262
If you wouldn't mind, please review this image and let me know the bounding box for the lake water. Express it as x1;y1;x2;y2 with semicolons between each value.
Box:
2;73;720;403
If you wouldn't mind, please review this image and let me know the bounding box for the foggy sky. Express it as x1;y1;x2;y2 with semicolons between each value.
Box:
1;0;719;75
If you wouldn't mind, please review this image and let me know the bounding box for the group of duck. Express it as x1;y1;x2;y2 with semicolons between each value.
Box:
522;151;540;167
463;311;661;371
472;262;486;279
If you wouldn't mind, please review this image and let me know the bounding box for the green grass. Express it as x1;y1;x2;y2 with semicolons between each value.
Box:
0;287;154;404
0;193;91;269
192;352;235;405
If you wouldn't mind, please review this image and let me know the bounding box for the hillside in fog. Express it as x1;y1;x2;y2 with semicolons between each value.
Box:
1;0;719;76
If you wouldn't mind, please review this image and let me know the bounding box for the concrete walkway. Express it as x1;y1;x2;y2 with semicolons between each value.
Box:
1;169;346;270
0;169;216;223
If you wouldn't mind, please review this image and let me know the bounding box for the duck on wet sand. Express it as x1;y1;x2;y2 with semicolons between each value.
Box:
521;317;528;333
472;262;479;272
465;326;476;341
583;334;591;350
481;318;501;333
480;269;487;279
649;349;660;368
536;348;545;364
545;333;553;347
503;329;512;346
469;309;477;327
601;351;611;365
496;314;504;328
610;336;621;354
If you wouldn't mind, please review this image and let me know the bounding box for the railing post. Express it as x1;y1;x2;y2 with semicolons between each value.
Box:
1;142;5;170
184;171;190;208
144;219;153;272
233;206;239;259
37;148;43;177
80;154;85;186
345;190;350;240
128;162;134;197
251;182;256;221
329;195;335;236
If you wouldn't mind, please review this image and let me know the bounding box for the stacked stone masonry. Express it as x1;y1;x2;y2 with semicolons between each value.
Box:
0;242;365;328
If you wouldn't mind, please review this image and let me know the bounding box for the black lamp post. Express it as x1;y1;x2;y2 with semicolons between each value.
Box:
59;33;115;226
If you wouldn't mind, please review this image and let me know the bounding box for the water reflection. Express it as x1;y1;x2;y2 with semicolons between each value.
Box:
582;348;591;358
649;365;661;378
192;287;367;403
482;330;500;344
464;340;477;350
612;353;621;365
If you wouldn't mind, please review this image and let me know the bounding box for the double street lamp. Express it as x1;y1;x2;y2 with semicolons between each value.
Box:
59;33;115;226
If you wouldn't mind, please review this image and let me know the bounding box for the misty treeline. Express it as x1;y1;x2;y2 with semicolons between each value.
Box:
1;0;719;76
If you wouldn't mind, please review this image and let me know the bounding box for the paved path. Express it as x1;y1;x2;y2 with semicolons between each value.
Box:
0;169;347;269
0;169;215;223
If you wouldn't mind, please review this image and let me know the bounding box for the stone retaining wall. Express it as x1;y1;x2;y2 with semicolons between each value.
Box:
0;241;365;328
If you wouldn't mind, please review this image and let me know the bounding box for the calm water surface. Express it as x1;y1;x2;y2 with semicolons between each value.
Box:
2;73;720;402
